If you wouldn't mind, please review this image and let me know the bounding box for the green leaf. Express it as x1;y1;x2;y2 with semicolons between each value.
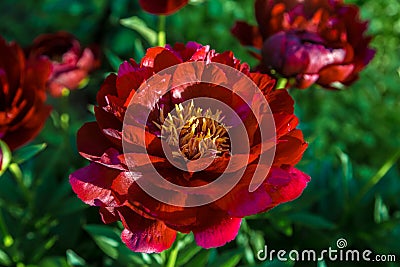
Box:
355;149;400;203
12;143;47;165
0;140;12;176
84;225;120;259
208;250;242;267
120;16;157;46
66;249;86;266
176;244;202;266
286;213;336;230
84;224;149;266
38;257;69;267
104;48;123;72
185;249;210;267
53;198;87;216
0;249;11;266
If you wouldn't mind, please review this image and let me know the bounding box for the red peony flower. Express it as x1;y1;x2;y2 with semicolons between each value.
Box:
69;42;310;253
27;32;100;97
0;36;52;151
232;0;375;89
138;0;188;15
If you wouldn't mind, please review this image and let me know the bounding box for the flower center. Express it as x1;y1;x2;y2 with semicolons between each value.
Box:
155;101;230;160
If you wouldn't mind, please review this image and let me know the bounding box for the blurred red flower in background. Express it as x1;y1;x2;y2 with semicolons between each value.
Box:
0;37;52;151
232;0;375;89
139;0;188;15
27;32;100;97
69;42;310;253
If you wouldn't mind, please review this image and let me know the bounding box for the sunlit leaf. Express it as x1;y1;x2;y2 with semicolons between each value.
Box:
120;16;157;46
12;143;47;165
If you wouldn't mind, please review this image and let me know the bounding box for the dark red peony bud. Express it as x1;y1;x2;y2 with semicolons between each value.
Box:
28;32;100;97
138;0;188;15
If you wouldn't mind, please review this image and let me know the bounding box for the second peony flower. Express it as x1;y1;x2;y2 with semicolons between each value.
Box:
27;32;100;97
232;0;375;89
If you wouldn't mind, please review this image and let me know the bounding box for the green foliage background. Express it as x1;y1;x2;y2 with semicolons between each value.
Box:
0;0;399;266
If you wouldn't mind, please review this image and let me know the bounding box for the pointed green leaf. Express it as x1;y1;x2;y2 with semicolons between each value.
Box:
12;143;47;165
104;49;123;72
0;249;11;266
84;225;120;259
120;16;157;46
66;249;86;266
0;140;12;176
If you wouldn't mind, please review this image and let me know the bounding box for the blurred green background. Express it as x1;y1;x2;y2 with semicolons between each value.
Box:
0;0;399;266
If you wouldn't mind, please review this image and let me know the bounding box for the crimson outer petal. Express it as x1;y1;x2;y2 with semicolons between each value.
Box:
139;0;189;15
0;36;52;151
28;31;101;97
232;0;375;89
70;42;310;252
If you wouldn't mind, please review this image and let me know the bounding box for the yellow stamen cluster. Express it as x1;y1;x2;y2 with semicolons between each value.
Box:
154;101;230;160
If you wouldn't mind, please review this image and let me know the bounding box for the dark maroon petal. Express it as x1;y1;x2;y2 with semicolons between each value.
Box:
97;74;118;107
116;60;152;100
193;217;242;249
262;32;309;76
138;0;188;15
231;21;263;49
99;206;119;224
77;122;115;160
118;207;176;253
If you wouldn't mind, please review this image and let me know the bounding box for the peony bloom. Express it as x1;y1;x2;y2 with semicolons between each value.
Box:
0;36;52;151
70;42;310;253
27;32;100;97
232;0;375;89
138;0;188;15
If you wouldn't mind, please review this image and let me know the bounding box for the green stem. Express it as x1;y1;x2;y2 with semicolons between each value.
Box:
166;242;179;267
9;163;31;202
354;150;400;204
0;209;13;247
158;15;166;47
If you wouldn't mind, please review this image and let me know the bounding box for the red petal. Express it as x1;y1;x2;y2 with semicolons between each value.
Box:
96;74;117;107
194;217;242;249
76;122;115;161
141;47;182;73
118;207;176;253
69;163;119;206
138;0;188;15
266;166;310;205
274;129;307;166
231;21;263;49
317;64;354;87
